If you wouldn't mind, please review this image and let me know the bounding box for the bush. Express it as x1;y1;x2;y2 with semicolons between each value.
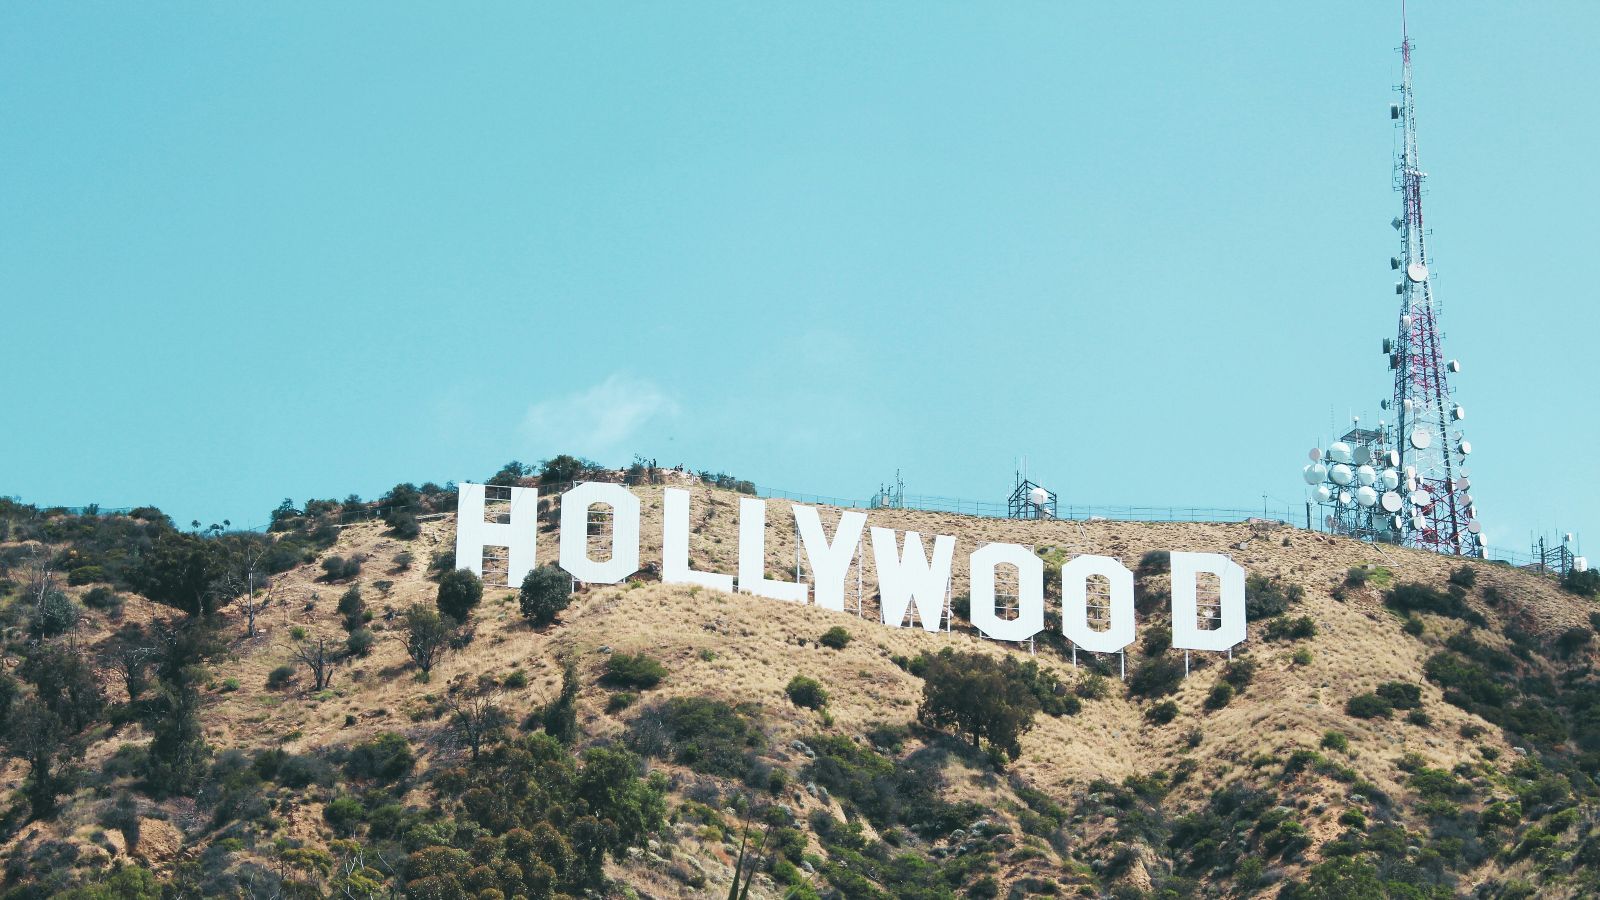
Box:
1402;616;1424;636
504;669;528;689
1562;568;1600;597
345;628;375;657
603;652;668;689
1246;575;1303;619
1321;731;1349;753
1375;681;1422;710
517;565;571;626
786;676;828;710
267;665;296;689
818;626;852;650
337;584;366;632
1075;673;1110;700
1146;701;1179;725
1291;647;1313;666
83;586;122;610
628;696;763;777
1137;551;1171;577
1345;693;1393;719
1221;659;1256;691
344;732;414;781
1385;582;1479;622
323;794;363;834
1555;626;1592;657
606;692;638;713
435;568;483;623
1449;566;1477;589
320;555;362;582
31;589;80;637
1406;709;1431;727
1344;567;1369;588
1205;682;1234;711
1264;616;1316;642
1128;655;1185;699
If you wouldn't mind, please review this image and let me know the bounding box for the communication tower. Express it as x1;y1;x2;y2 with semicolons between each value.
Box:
1300;13;1483;557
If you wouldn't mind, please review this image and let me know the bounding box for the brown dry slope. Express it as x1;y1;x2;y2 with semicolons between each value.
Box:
3;480;1598;899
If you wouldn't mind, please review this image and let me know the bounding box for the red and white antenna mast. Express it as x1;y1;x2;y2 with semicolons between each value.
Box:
1388;8;1483;556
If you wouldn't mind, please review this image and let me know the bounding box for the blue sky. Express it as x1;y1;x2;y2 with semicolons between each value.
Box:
3;3;1596;558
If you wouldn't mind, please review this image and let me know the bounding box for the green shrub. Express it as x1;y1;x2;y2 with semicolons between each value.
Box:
320;555;362;582
67;565;107;586
1204;682;1234;711
603;652;668;689
1402;616;1424;636
1344;567;1369;588
1221;659;1256;691
503;669;528;689
786;676;828;710
1264;616;1316;641
1385;582;1482;624
1449;566;1477;589
1320;730;1349;753
1344;693;1393;719
1245;575;1304;618
343;732;414;781
518;564;571;626
627;696;763;777
1563;568;1600;597
1291;647;1313;666
1137;551;1171;577
1146;700;1179;725
916;649;1043;760
1555;626;1592;657
83;586;122;610
1075;672;1110;700
323;794;363;834
606;692;638;713
345;628;375;657
1375;681;1422;710
31;589;80;637
337;584;366;632
267;665;296;689
1128;655;1185;698
436;568;483;623
818;626;852;649
1406;709;1431;727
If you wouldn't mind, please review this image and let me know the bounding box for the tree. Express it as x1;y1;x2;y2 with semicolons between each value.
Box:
142;622;220;797
402;603;452;676
127;531;232;616
542;664;580;744
519;565;572;627
436;568;483;623
487;460;529;487
785;675;828;710
916;650;1041;760
539;455;592;485
291;634;340;691
447;693;511;761
383;483;423;538
570;747;667;885
5;697;69;819
337;583;367;631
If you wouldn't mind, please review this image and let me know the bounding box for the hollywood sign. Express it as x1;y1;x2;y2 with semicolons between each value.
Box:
454;482;1247;653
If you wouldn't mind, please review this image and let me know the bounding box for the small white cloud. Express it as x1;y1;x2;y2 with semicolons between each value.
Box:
521;374;678;457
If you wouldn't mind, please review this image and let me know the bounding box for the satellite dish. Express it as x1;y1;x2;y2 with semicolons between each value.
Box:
1410;428;1432;449
1391;216;1404;230
1314;485;1333;503
1564;533;1574;544
1452;405;1466;421
1461;493;1473;506
1339;490;1354;506
1401;314;1413;330
1356;486;1378;508
1458;476;1471;490
1303;463;1328;485
1328;442;1354;464
1356;465;1377;486
1575;557;1590;573
1406;262;1429;282
1448;359;1461;373
1380;469;1401;490
1381;491;1403;512
1385;450;1400;467
1028;486;1049;506
1330;464;1354;486
1459;440;1472;455
1409;489;1432;508
1412;514;1427;531
1403;398;1415;414
1392;514;1405;530
1308;448;1323;462
1467;519;1482;535
1354;445;1373;465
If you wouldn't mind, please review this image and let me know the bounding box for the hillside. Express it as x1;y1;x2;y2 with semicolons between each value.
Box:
1;472;1598;899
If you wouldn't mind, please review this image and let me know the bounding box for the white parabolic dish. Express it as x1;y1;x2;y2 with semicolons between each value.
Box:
1356;486;1378;508
1407;262;1429;282
1381;491;1403;512
1303;464;1328;485
1410;428;1432;449
1330;464;1354;486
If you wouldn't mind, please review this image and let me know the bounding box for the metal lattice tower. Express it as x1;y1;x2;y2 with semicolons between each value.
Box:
1387;17;1483;557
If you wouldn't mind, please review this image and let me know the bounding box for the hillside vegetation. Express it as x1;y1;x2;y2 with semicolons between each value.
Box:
2;462;1600;899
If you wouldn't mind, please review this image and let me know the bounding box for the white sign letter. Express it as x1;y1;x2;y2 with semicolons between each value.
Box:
793;505;867;611
662;488;734;592
455;483;538;587
969;543;1044;642
558;482;641;584
871;527;955;632
1060;554;1135;653
738;498;806;602
1170;551;1247;652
